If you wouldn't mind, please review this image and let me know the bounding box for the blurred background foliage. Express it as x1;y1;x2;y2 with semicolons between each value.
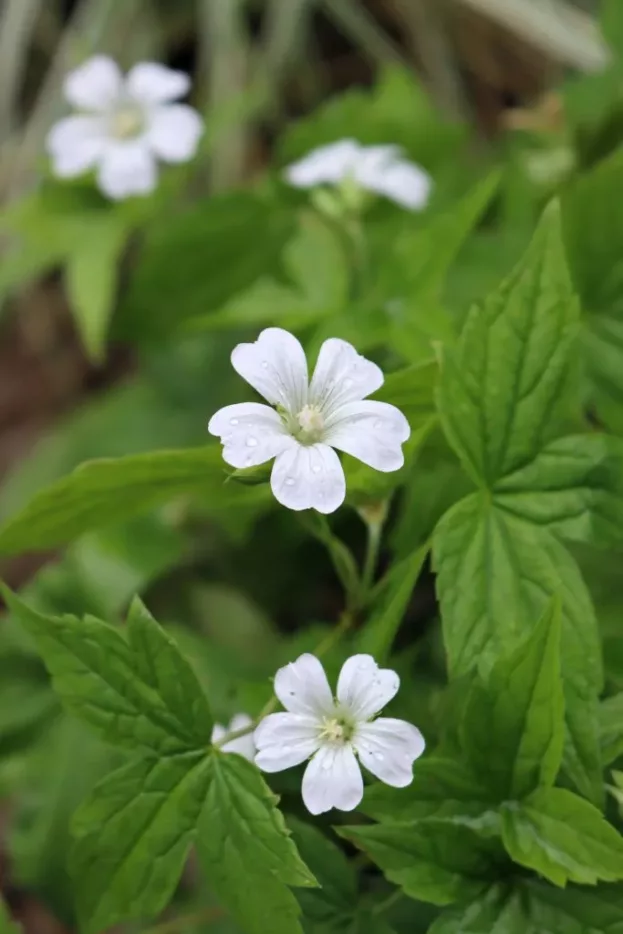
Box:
1;1;623;933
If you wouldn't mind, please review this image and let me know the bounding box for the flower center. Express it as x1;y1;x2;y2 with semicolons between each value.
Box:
295;404;325;444
110;106;144;140
318;715;354;744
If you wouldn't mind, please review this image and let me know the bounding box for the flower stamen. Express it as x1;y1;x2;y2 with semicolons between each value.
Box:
110;106;144;140
318;715;353;744
295;404;325;444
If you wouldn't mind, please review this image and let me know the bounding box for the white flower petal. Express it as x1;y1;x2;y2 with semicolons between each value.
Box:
216;713;256;761
126;62;190;104
325;400;410;472
285;139;360;188
63;55;123;112
271;443;345;514
354;717;425;786
254;711;321;771
309;338;383;411
46;116;107;177
365;159;432;210
274;653;334;716
208;402;293;469
337;655;400;720
146;104;203;162
97;140;157;200
211;723;226;744
231;327;308;412
302;744;363;814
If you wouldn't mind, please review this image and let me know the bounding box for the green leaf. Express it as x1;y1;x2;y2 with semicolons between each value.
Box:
387;174;501;361
191;211;349;333
197;754;317;934
279;65;464;171
404;173;500;301
562;149;623;419
493;434;623;545
600;694;623;766
284;211;348;309
288;817;356;926
437;202;578;487
374;360;438;426
3;588;213;753
0;446;252;554
64;211;128;361
433;493;602;803
429;885;526;934
338;817;502;907
71;751;210;934
357;543;429;660
362;757;494;823
501;788;623;886
525;879;623;933
117;192;294;342
460;598;564;800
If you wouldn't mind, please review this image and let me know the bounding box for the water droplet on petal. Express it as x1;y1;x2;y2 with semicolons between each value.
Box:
374;752;385;761
312;464;321;474
230;418;239;426
261;360;269;369
246;437;258;447
285;477;296;487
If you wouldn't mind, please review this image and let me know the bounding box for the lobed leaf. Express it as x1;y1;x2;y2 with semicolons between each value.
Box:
338;817;503;907
501;788;623;886
460;598;565;800
197;754;317;934
437;202;578;487
3;588;213;754
71;752;210;934
433;494;602;803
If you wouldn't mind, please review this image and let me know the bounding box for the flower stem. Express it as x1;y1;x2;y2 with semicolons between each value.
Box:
361;517;382;599
358;501;388;604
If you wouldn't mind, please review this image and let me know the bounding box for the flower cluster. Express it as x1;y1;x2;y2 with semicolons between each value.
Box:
217;653;424;815
47;56;432;211
209;328;410;514
47;55;203;200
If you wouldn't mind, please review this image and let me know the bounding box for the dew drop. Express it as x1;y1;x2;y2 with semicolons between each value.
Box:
285;477;296;487
312;464;321;474
373;752;385;761
261;360;269;369
229;418;239;426
246;436;258;447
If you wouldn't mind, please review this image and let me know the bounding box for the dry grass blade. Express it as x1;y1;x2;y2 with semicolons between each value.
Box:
454;0;609;72
320;0;411;68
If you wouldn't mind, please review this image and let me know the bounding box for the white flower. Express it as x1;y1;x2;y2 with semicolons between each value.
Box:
208;328;410;514
285;139;432;211
46;55;203;200
254;653;425;815
212;713;256;761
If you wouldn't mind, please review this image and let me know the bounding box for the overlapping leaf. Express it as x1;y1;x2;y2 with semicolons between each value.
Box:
4;589;314;934
434;205;610;801
501;788;623;886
